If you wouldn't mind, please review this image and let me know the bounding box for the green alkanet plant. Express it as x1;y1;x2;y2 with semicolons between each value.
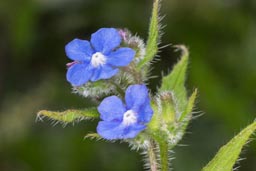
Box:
37;0;256;170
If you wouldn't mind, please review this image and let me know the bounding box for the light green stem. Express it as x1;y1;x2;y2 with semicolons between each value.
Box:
159;141;169;171
147;140;158;171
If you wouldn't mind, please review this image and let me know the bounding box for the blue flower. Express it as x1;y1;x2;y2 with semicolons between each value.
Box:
97;84;153;140
65;28;135;86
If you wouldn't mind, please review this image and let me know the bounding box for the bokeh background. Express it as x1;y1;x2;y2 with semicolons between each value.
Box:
0;0;256;170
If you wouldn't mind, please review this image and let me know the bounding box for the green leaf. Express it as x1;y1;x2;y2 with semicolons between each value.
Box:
37;108;99;124
160;45;189;112
179;89;197;122
202;121;256;171
137;0;160;70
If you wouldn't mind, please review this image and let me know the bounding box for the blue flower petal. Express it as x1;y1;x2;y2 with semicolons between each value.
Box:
107;48;135;67
137;98;154;123
91;28;121;54
66;63;93;86
65;39;94;61
97;121;124;140
99;65;119;79
98;96;126;122
97;121;146;140
125;85;149;110
90;65;119;82
121;124;146;139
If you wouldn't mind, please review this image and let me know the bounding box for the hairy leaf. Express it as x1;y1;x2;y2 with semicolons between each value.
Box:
179;89;197;122
37;108;99;124
202;121;256;171
137;0;160;70
160;46;189;112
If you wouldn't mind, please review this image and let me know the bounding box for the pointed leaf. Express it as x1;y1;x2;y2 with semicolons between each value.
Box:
202;121;256;171
160;45;189;112
179;89;197;122
137;0;160;70
37;108;99;124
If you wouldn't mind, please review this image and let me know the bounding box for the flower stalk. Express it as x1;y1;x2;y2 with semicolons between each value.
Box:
108;80;125;97
147;140;158;171
158;140;169;171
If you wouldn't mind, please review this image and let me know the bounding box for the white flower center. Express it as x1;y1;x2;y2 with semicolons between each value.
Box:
91;52;106;67
122;110;137;126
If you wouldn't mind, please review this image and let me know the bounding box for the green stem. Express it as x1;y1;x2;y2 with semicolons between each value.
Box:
109;81;125;97
159;141;169;171
147;140;158;171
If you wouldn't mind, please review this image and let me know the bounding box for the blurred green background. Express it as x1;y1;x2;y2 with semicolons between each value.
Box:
0;0;256;170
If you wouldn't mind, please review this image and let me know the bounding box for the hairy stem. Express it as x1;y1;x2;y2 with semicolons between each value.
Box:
109;81;125;97
159;141;169;171
147;140;158;171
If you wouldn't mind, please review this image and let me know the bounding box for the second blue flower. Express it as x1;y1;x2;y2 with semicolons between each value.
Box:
97;84;153;140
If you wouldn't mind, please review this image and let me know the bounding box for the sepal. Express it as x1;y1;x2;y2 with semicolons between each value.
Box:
73;80;115;99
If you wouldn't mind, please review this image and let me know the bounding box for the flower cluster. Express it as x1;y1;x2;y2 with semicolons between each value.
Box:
65;28;153;140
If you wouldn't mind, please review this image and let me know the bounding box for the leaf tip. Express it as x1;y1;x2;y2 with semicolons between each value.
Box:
174;45;189;59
